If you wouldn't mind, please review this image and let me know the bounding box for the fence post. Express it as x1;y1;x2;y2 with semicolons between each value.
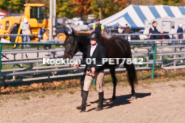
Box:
152;43;157;79
0;44;2;94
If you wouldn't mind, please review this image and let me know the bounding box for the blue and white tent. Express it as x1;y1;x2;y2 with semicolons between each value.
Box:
89;5;185;29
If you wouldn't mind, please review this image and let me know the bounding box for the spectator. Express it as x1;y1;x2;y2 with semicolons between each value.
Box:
124;24;130;40
149;21;164;39
93;19;105;35
41;27;46;41
117;24;124;33
177;24;184;60
77;23;81;33
169;26;176;44
149;21;164;60
12;24;20;49
20;18;31;48
38;27;43;42
87;26;91;32
177;24;183;44
124;24;130;33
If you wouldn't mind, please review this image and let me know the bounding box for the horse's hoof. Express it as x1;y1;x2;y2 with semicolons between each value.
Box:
80;109;86;113
131;95;136;100
80;110;86;113
111;96;116;101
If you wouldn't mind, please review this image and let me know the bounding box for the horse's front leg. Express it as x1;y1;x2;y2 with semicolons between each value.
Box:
110;67;117;100
80;74;85;97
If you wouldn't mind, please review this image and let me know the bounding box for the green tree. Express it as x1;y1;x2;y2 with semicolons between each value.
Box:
72;0;91;19
153;0;180;5
91;0;106;19
30;0;77;18
0;0;27;13
56;0;77;18
91;0;131;19
131;0;154;5
0;0;9;11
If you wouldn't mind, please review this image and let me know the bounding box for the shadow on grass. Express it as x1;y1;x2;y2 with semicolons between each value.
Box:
87;93;151;112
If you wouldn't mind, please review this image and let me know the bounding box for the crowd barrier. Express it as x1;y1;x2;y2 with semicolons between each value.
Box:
0;33;185;94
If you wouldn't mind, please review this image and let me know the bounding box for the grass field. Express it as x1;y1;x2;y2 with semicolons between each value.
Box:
1;68;185;95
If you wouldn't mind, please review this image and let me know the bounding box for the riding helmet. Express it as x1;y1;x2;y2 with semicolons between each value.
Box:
88;31;100;40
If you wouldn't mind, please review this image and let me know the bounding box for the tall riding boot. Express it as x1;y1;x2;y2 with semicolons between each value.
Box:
77;78;85;109
77;91;88;111
76;90;83;110
76;89;84;110
80;75;85;97
81;91;88;112
81;83;83;97
96;92;104;111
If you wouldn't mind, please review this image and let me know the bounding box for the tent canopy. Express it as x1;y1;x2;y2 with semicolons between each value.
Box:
89;5;185;29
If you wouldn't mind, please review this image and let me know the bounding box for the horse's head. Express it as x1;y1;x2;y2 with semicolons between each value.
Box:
63;27;78;59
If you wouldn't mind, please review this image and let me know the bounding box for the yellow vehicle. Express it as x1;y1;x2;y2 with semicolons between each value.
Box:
0;4;48;42
0;3;66;43
77;31;91;34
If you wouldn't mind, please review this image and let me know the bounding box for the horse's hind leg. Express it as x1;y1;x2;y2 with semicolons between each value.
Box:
125;63;137;99
110;67;117;100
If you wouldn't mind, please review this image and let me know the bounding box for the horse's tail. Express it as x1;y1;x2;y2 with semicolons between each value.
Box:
124;62;138;96
126;63;138;86
115;38;138;89
124;40;138;90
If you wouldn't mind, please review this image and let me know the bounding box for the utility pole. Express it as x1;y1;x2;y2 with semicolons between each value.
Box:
49;0;56;40
49;0;53;40
53;0;57;37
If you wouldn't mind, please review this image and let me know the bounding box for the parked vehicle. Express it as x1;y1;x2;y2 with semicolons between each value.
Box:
144;17;185;34
110;29;140;40
128;30;140;40
138;30;148;40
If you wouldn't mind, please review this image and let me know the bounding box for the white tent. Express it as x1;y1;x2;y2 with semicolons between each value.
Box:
89;5;185;29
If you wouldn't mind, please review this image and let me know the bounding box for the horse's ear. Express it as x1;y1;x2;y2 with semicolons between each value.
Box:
64;30;69;37
71;28;77;36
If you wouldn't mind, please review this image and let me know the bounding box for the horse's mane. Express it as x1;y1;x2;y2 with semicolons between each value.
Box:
76;33;90;37
76;33;124;43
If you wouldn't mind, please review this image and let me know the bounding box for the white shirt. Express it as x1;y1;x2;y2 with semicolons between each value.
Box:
169;28;176;39
90;44;98;57
77;26;81;31
118;28;123;33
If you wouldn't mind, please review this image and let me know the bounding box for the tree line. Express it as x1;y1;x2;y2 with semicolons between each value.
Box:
0;0;184;19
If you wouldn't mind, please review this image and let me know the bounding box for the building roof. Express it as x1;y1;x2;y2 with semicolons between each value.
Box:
0;10;9;15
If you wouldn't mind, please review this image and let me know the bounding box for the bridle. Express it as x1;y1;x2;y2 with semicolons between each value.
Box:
64;38;78;58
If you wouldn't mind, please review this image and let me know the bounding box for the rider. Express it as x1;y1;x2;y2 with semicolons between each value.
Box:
74;31;106;112
93;19;105;36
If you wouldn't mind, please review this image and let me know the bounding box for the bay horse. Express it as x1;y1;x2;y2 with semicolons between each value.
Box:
63;30;138;100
